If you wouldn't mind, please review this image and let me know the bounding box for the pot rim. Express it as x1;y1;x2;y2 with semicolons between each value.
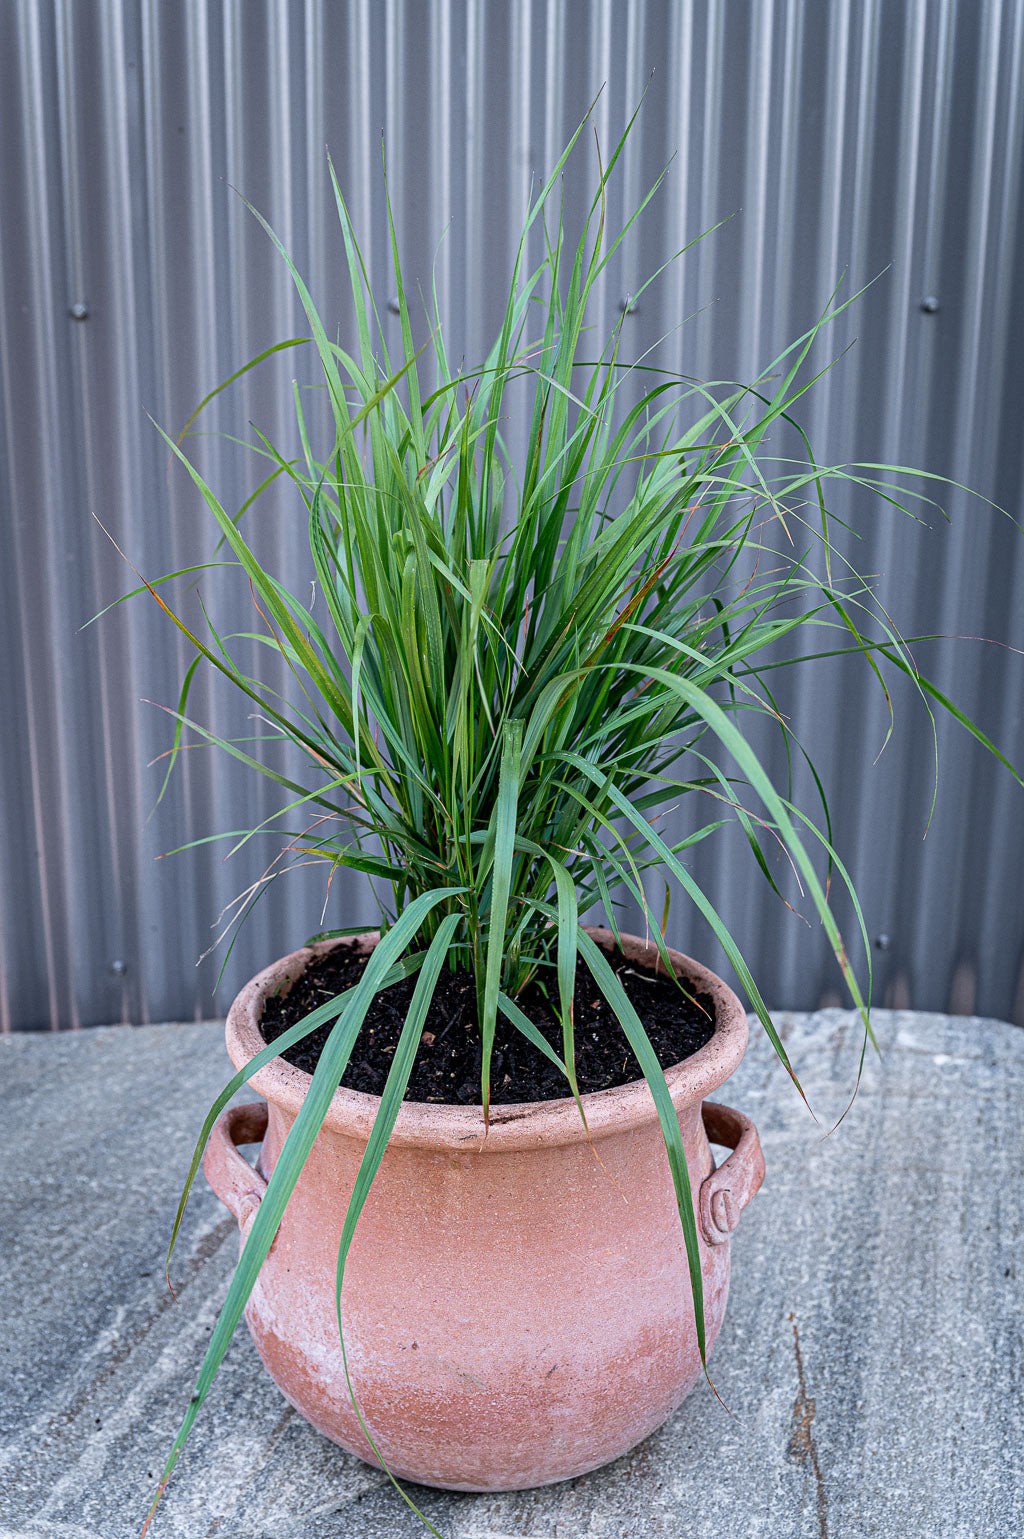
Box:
225;926;749;1152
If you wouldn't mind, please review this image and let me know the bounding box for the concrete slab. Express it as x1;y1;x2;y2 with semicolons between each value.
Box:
1;1009;1021;1539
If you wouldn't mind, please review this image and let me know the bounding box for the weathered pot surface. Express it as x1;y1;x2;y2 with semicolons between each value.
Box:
204;927;765;1491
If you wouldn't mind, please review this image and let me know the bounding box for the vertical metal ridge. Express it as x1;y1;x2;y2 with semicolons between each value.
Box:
9;0;75;1029
430;0;453;333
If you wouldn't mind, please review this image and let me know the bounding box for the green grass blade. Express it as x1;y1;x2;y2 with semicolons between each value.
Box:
575;928;708;1366
480;720;523;1119
146;888;461;1531
174;337;308;445
329;913;461;1533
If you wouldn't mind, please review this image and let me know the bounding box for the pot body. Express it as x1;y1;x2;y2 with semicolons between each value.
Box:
207;928;763;1491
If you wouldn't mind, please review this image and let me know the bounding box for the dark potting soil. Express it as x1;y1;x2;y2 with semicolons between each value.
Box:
259;940;717;1106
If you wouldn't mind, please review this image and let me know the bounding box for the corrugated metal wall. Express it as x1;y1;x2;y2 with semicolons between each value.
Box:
2;0;1023;1031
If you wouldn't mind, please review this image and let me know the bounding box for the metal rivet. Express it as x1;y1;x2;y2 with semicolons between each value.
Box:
920;296;940;314
109;958;128;976
874;934;890;952
69;301;89;320
618;295;638;315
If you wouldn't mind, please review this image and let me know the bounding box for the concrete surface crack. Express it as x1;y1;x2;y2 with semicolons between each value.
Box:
787;1311;829;1539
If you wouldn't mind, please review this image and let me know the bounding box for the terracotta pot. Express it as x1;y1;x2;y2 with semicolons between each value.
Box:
204;927;765;1491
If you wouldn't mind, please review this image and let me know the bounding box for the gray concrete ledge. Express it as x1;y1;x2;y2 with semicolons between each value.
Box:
1;1009;1021;1539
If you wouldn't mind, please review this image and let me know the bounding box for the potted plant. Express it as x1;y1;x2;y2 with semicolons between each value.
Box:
121;112;1019;1533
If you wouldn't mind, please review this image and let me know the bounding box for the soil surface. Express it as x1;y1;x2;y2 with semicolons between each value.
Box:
259;940;717;1105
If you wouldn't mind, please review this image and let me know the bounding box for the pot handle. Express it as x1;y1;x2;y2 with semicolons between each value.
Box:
699;1100;765;1246
203;1100;269;1238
